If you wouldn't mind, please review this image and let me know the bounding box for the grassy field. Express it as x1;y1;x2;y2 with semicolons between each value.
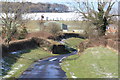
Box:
25;20;40;32
58;20;94;30
0;20;94;34
25;20;91;33
25;20;81;32
61;46;118;78
58;21;83;28
64;37;85;49
2;48;57;78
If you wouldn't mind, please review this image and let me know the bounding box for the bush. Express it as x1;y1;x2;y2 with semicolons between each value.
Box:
2;37;52;56
44;22;61;36
18;27;28;39
80;21;98;38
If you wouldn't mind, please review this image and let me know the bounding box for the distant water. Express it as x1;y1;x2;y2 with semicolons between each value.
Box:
0;12;83;21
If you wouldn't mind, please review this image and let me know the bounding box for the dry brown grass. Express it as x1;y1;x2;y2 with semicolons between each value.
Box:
78;33;119;52
26;31;54;39
2;37;54;56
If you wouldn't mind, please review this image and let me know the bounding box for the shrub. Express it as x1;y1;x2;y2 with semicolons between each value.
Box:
44;22;61;36
18;27;28;39
81;21;98;39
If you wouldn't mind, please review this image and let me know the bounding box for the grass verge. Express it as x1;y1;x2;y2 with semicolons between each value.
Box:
64;37;85;49
61;46;118;78
2;48;57;78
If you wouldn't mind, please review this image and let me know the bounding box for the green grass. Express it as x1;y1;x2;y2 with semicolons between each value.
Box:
64;37;85;49
61;46;118;78
25;20;90;33
0;20;93;33
58;21;83;30
25;20;41;32
58;21;92;30
2;48;57;78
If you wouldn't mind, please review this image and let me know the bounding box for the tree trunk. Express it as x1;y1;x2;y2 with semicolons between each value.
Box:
98;25;106;36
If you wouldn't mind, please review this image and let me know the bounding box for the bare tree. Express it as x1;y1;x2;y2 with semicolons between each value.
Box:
44;22;61;36
73;0;119;36
49;23;61;36
110;7;119;24
1;1;29;45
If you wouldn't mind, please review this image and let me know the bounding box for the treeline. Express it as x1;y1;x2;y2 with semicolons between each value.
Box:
1;2;69;13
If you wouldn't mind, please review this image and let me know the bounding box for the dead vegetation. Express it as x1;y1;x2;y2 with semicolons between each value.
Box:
2;37;53;57
26;31;54;39
78;33;119;53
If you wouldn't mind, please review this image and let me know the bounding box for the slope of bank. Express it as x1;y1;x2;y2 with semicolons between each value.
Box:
61;47;118;78
2;48;58;79
2;36;61;79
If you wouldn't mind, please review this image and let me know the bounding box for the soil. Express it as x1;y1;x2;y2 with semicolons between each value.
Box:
26;31;54;39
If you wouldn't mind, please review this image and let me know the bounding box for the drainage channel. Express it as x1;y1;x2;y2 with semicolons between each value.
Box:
19;51;77;79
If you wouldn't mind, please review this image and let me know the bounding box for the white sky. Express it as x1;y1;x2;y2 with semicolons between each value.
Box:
28;0;73;3
0;0;119;3
0;0;74;3
0;0;119;10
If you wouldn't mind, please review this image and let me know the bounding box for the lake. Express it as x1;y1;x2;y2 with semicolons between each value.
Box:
0;12;83;21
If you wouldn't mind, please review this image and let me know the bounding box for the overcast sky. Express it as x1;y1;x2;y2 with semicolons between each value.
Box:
0;0;119;10
0;0;74;3
28;0;73;3
0;0;119;3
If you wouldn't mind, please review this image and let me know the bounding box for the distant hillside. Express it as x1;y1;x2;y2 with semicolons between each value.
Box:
1;2;69;13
